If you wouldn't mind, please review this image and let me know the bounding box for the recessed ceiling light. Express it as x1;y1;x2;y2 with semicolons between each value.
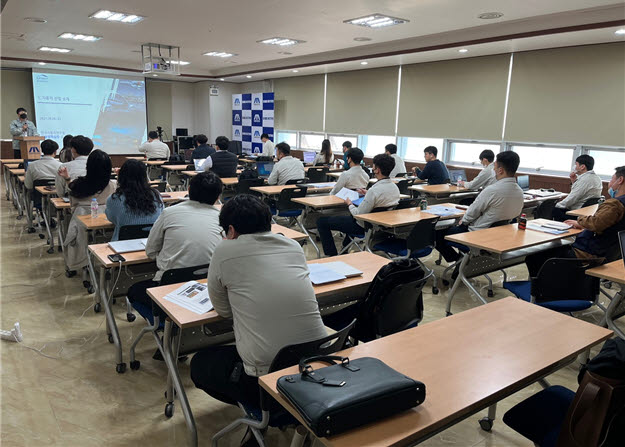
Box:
203;51;236;57
345;14;408;28
38;62;46;65
258;37;304;46
478;12;504;19
24;17;47;23
59;32;101;41
90;10;144;23
615;29;625;35
39;46;72;53
353;37;372;42
458;48;468;53
219;78;225;81
360;61;368;65
246;75;252;79
292;70;299;73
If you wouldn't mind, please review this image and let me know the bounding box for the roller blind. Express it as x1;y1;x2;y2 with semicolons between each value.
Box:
325;67;398;135
274;74;324;131
398;54;510;140
505;42;625;147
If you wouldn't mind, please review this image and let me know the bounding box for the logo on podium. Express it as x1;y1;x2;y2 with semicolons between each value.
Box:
29;146;41;153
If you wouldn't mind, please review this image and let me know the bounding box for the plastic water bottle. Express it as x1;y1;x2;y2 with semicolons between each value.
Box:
90;198;99;218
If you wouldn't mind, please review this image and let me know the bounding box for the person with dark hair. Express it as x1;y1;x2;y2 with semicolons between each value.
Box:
55;135;94;196
267;142;305;185
459;149;497;190
24;139;61;190
138;130;170;159
191;134;215;159
260;133;274;158
317;153;400;256
330;147;369;195
413;146;449;185
10;107;39;158
313;139;334;166
205;136;238;178
105;159;164;241
341;140;353;170
436;151;524;264
59;134;74;163
552;154;603;221
127;172;224;322
385;143;406;178
190;194;326;408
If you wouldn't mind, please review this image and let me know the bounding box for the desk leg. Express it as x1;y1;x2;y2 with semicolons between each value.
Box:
11;176;24;217
4;166;10;200
445;255;489;315
601;285;625;340
41;195;54;253
163;319;198;447
99;264;126;373
298;212;320;258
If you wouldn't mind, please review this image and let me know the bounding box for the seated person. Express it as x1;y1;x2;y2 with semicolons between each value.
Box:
267;142;305;185
318;154;400;257
386;143;406;178
526;165;625;276
458;149;496;190
127;171;224;318
58;134;74;163
313;139;335;166
105;159;164;241
190;194;327;406
191;134;216;160
412;146;449;185
330;147;370;195
24;139;62;190
204;135;238;178
552;155;603;221
138;130;170;159
55;135;93;197
341;140;352;170
260;133;274;158
436;151;525;264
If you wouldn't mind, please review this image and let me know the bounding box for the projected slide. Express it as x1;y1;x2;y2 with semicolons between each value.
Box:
32;71;147;154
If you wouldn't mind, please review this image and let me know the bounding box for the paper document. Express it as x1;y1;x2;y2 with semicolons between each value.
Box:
108;238;148;254
426;205;460;217
322;261;363;278
334;187;360;201
303;182;337;188
163;281;214;314
308;264;347;285
526;218;571;235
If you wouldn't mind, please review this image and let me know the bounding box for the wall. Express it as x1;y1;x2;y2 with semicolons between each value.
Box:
145;79;172;139
170;82;195;137
1;69;35;140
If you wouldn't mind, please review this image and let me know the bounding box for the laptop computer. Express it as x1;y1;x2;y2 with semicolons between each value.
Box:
303;151;316;164
256;161;275;178
449;169;467;185
194;158;208;171
517;175;530;191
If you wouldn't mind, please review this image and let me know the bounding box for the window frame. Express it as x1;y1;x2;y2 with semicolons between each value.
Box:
357;134;397;158
327;133;358;155
274;130;298;147
444;139;504;168
397;136;446;162
505;141;577;177
298;131;326;151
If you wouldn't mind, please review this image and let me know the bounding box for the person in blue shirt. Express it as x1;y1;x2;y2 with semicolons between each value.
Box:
412;146;450;185
105;159;164;241
191;134;216;160
341;140;353;170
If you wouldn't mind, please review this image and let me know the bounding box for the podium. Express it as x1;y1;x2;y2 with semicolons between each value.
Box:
16;136;44;160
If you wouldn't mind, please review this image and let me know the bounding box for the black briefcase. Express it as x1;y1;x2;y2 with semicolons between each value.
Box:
276;355;425;437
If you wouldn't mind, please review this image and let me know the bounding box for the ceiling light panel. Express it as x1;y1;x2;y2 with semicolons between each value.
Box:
39;46;72;53
169;60;190;65
258;37;304;46
90;10;144;23
615;29;625;35
203;51;236;57
59;32;101;41
345;14;408;28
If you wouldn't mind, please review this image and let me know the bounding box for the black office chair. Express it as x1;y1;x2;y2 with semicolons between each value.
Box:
271;186;308;231
533;198;559;220
236;178;265;196
339;206;396;255
30;178;56;253
152;181;167;192
211;320;356;447
395;172;408;178
396;178;415;195
306;167;328;183
582;197;602;207
285;178;308;185
396;197;419;209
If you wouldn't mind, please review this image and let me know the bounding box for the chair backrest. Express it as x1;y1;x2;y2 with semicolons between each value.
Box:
491;219;511;228
396;197;419;209
532;257;603;303
285;178;308;185
277;186;308;211
152;182;167;192
306;167;329;183
236;177;265;195
186;164;195;170
396;178;415;195
406;217;440;252
395;172;408;178
582;197;602;207
533;198;559;219
118;224;154;241
160;264;210;286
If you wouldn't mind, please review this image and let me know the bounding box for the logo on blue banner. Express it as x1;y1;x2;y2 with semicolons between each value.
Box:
234;114;241;122
234;98;240;106
234;129;241;138
253;130;260;138
253;97;261;105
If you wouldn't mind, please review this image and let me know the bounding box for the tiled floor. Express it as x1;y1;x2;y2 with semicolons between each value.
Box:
1;186;622;447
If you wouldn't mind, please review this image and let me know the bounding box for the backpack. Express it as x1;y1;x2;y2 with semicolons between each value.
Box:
239;167;258;180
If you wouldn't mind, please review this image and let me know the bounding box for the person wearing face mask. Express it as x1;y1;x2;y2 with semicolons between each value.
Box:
457;149;497;190
525;165;625;276
10;108;39;159
552;155;603;221
266;142;305;185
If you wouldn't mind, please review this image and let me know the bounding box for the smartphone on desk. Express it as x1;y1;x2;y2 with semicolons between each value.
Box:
62;197;70;203
44;186;55;191
107;254;126;263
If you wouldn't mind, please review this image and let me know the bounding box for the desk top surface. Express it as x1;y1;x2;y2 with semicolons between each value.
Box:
586;260;625;284
34;186;57;195
259;297;612;447
445;223;582;254
162;164;189;171
144;160;166;165
8;168;25;175
1;158;24;164
77;214;113;230
566;204;598;217
159;191;189;203
250;183;335;195
354;203;464;227
17;176;25;183
5;163;20;169
291;195;347;208
409;184;467;194
51;197;70;209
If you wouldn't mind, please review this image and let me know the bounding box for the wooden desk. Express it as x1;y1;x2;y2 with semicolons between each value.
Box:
17;175;25;183
183;171;240;187
50;197;70;210
409;184;468;198
260;297;612;447
354;203;464;229
160;191;189;204
125;156;145;161
5;163;20;169
8;168;25;175
0;158;24;165
586;260;625;340
145;160;167;166
444;223;583;313
162;164;189;171
567;204;598;217
146;251;389;446
271;224;307;242
291;195;347;209
250;183;335;196
34;185;56;196
77;213;113;230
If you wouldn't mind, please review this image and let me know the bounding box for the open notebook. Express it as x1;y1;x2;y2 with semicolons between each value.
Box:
307;261;364;285
108;238;148;254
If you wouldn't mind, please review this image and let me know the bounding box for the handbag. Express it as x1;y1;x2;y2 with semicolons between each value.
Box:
276;355;425;438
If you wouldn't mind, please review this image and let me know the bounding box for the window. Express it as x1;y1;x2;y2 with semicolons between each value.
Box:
448;141;501;166
510;143;575;174
327;134;357;154
585;147;625;178
399;137;444;162
358;135;396;158
275;131;297;147
299;132;325;150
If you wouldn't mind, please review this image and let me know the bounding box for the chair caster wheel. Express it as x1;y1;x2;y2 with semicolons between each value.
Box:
38;234;45;239
16;215;23;221
130;360;140;370
108;334;114;344
127;313;136;322
446;311;453;317
479;417;493;431
27;227;36;233
47;247;54;254
83;280;90;288
487;290;494;298
432;287;439;295
87;286;94;294
112;298;116;305
65;269;76;278
442;279;449;286
94;303;101;313
164;403;174;418
435;260;442;265
116;363;126;374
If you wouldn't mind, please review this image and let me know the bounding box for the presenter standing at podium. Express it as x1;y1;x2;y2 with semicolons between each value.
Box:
10;107;39;158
